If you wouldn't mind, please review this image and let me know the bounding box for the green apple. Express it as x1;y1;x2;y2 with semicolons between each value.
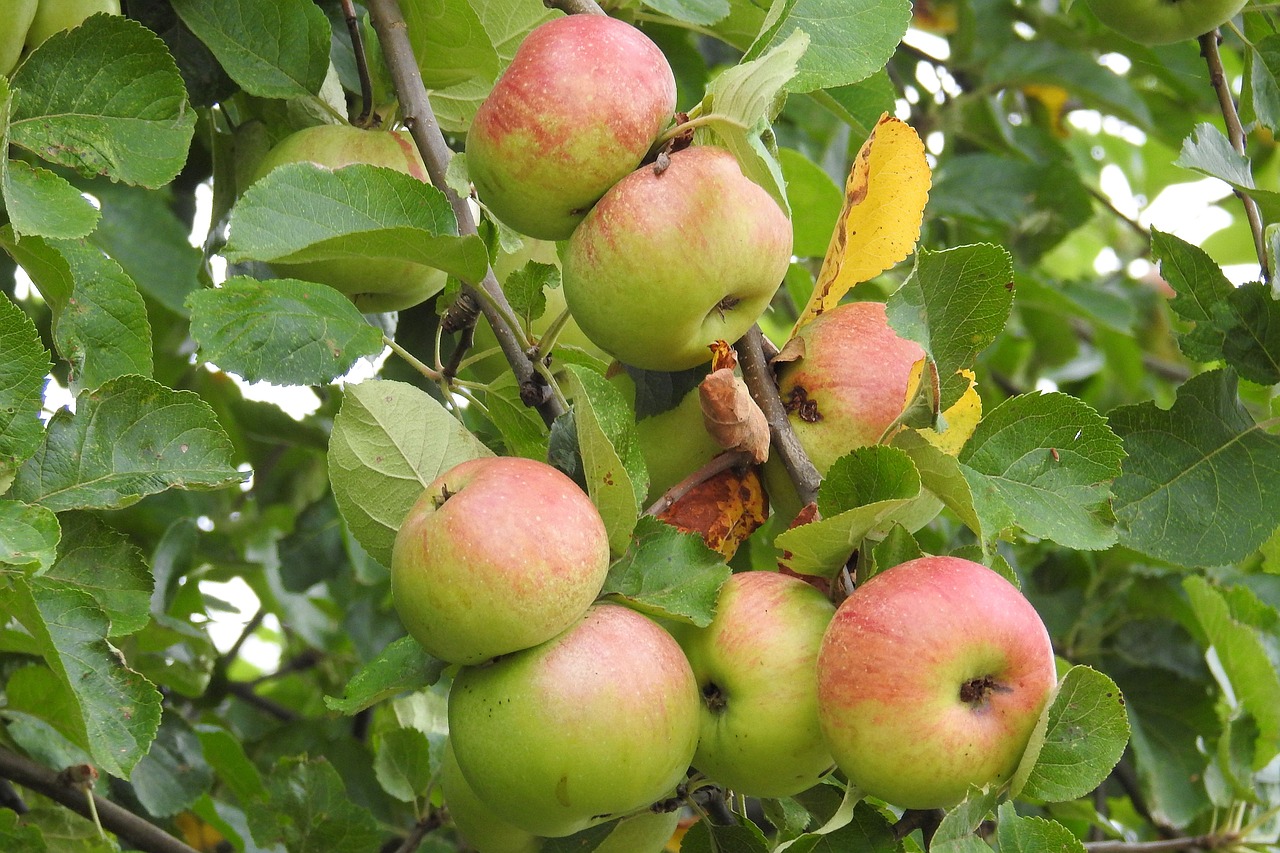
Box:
817;556;1058;809
24;0;118;48
673;570;836;798
246;124;447;313
391;456;610;665
467;15;676;240
562;146;793;372
635;383;724;503
1083;0;1247;44
1;0;37;75
442;740;541;853
776;301;927;476
449;603;700;837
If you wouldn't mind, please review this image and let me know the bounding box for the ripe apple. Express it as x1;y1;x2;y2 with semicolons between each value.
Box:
672;571;836;798
467;15;676;240
448;603;700;838
776;301;927;476
1083;0;1247;44
817;555;1057;809
24;0;119;48
390;456;609;665
562;146;793;372
441;740;541;853
1;0;37;75
246;124;447;313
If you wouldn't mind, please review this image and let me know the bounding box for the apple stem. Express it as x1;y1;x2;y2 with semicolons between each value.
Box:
531;307;574;361
1199;30;1270;285
644;450;754;517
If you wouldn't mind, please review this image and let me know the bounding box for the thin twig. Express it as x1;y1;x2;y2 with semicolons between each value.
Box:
0;748;201;853
644;450;755;517
394;809;444;853
1084;835;1233;852
341;0;376;126
0;777;28;814
544;0;607;15
1199;30;1270;284
220;608;265;670
366;0;564;426
736;326;821;505
226;682;299;722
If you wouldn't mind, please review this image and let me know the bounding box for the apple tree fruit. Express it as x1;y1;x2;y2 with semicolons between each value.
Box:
1083;0;1248;44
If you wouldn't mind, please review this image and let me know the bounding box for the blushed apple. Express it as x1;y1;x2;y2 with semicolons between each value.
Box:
390;456;609;665
562;146;792;372
673;570;836;798
246;124;447;313
1083;0;1247;44
817;555;1057;809
776;301;927;476
448;604;700;838
467;15;676;240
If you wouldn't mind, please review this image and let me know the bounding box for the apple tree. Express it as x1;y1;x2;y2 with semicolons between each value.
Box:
2;0;1280;850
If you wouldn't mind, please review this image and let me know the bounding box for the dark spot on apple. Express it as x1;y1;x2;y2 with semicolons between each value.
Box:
555;775;572;806
959;674;1011;705
784;386;822;423
714;296;740;318
702;681;728;713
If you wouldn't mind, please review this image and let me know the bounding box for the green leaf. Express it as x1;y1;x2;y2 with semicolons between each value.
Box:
129;713;213;818
601;516;730;627
172;0;331;98
324;635;447;715
196;725;267;804
403;0;501;89
775;446;922;577
1111;369;1280;567
1155;230;1280;384
932;786;1000;853
780;148;842;258
2;160;100;240
995;803;1085;853
784;801;899;853
0;576;162;777
1243;35;1280;134
188;277;386;386
642;0;730;26
502;260;560;327
10;375;243;512
249;756;384;853
374;727;434;803
1185;576;1280;769
1011;666;1129;802
44;512;151;638
563;365;648;554
484;373;550;460
2;231;153;393
681;820;771;853
327;379;492;566
1176;123;1280;221
887;244;1014;410
893;431;984;541
958;393;1124;550
0;808;45;853
0;296;50;489
0;500;59;572
224;162;488;284
745;0;911;94
9;14;196;188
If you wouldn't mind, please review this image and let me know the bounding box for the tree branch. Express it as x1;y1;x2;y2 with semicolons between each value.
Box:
366;0;565;426
1199;30;1270;284
544;0;607;15
0;748;201;853
340;0;376;126
1084;835;1234;852
736;326;821;505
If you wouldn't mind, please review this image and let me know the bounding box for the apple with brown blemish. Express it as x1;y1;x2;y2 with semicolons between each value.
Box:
390;456;609;665
816;555;1058;809
466;15;677;240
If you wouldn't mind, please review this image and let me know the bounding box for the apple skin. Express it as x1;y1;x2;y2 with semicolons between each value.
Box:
390;456;610;665
247;124;447;313
563;146;793;372
635;384;724;503
24;0;119;48
467;15;676;240
442;740;541;853
1;0;37;75
817;556;1058;809
1084;0;1247;44
672;571;836;798
776;301;926;475
448;603;700;838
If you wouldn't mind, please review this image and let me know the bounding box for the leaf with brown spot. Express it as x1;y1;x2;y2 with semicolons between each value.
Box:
700;369;770;463
657;467;768;560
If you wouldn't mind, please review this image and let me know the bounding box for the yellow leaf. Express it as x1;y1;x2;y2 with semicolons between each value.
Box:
1023;84;1071;138
795;114;931;332
920;369;982;455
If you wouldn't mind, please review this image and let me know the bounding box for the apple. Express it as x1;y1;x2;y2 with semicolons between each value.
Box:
1083;0;1247;44
562;146;793;372
1;0;37;75
776;301;927;476
448;603;700;837
442;740;541;853
672;571;836;798
466;15;676;240
633;383;724;503
817;555;1057;809
24;0;119;48
390;456;609;665
246;124;447;313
